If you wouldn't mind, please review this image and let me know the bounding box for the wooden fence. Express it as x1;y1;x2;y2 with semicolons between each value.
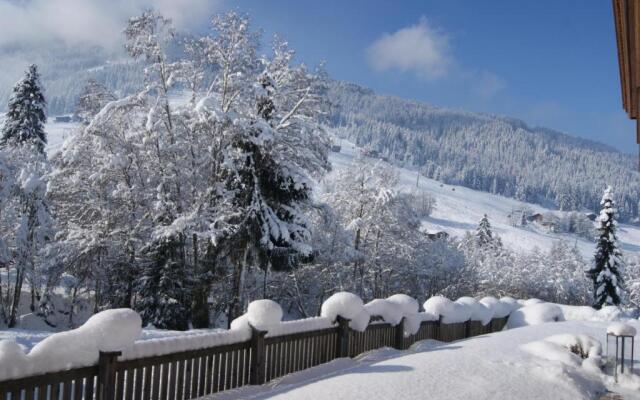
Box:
0;315;509;400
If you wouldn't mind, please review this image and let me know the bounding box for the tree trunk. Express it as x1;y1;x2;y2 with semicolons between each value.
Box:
8;267;25;327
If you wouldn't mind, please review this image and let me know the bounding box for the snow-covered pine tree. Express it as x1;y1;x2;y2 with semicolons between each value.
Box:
74;79;116;123
588;186;625;309
0;64;54;327
476;214;493;246
1;65;47;153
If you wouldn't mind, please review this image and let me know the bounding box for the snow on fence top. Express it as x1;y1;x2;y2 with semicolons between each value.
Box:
606;322;637;336
3;291;619;381
0;309;141;380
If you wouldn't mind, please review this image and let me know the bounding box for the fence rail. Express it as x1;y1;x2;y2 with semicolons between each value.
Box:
0;315;509;400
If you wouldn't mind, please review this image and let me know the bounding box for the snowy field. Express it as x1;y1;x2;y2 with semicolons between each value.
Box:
210;320;640;400
328;138;640;259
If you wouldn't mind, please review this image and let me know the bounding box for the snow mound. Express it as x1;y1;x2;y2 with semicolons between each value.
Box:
423;296;472;324
386;294;419;315
0;308;142;380
456;297;493;325
607;322;637;336
364;299;403;326
321;292;370;332
507;303;564;329
479;296;512;318
522;298;544;306
247;299;283;329
500;296;521;313
558;305;624;322
385;294;429;335
230;299;284;332
0;341;30;380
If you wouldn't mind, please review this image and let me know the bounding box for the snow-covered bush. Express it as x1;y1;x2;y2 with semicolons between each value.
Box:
522;334;603;372
507;303;564;329
320;292;370;332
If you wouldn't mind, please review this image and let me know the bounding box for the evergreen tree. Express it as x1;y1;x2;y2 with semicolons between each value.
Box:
1;65;47;153
476;214;493;246
587;186;625;309
0;65;54;326
137;237;191;330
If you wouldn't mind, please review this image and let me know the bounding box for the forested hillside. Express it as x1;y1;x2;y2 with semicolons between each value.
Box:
328;82;640;221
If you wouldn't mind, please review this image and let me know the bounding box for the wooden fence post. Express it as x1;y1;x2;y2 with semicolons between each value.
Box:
97;351;120;400
250;325;268;385
464;319;471;338
335;316;351;358
394;317;405;350
436;315;443;341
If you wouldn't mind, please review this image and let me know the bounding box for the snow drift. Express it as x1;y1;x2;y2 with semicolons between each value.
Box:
507;303;564;329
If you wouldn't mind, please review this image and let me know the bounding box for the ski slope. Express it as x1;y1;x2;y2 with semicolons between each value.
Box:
328;138;640;260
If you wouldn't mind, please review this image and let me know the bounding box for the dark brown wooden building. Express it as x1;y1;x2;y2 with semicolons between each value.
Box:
613;0;640;143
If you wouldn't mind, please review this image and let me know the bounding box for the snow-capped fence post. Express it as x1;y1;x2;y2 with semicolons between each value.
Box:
249;325;268;385
394;317;406;350
336;316;351;358
97;351;120;400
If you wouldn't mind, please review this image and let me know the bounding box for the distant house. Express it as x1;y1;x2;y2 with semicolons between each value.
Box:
527;213;544;223
361;148;379;158
54;115;72;123
426;231;449;240
585;212;598;222
331;145;342;153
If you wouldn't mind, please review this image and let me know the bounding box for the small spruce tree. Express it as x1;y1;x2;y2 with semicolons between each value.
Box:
1;65;47;153
476;214;493;246
587;186;625;309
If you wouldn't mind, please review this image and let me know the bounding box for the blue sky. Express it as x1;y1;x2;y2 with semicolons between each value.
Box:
220;0;635;152
0;0;633;152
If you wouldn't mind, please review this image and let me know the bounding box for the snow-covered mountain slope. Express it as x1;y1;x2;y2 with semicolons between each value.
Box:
328;81;640;222
41;116;640;260
328;138;640;260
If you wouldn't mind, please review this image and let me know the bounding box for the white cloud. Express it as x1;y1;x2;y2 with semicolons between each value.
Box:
0;0;222;50
367;17;452;80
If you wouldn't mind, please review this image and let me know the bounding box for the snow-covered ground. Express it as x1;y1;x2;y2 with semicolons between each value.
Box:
209;320;640;400
328;138;640;259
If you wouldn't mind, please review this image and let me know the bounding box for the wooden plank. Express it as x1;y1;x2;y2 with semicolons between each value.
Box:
73;380;82;400
211;353;221;393
203;354;213;396
159;363;169;400
175;360;184;400
182;359;192;399
197;356;206;398
83;376;94;400
133;368;143;400
124;369;134;400
142;366;152;400
167;362;177;400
